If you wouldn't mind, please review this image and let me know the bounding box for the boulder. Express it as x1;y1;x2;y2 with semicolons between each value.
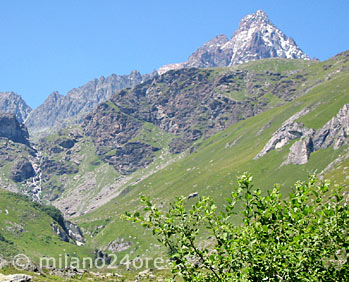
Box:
187;192;199;199
0;256;9;270
57;138;75;149
10;159;35;182
0;273;32;282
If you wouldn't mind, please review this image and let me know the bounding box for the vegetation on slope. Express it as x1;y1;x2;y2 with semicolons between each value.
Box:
126;174;348;281
0;189;94;262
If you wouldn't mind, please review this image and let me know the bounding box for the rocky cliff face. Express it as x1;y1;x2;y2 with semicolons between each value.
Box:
25;70;157;135
0;92;32;123
313;104;349;150
158;10;309;74
0;113;30;145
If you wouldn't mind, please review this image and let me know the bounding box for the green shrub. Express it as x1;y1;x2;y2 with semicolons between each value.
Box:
125;174;348;281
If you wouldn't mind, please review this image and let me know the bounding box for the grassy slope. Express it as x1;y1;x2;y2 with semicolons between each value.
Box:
0;190;94;262
75;54;348;262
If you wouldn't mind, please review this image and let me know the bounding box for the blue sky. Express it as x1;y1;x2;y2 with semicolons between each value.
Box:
0;0;348;108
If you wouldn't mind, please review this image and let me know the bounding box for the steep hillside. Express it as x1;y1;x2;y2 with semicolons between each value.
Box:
0;190;93;263
159;10;309;74
73;51;348;262
31;57;320;217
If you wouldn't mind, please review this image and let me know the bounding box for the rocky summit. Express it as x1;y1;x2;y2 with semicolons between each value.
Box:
0;92;32;123
158;10;309;74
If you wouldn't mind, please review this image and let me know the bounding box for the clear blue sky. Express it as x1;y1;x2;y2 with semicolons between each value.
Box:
0;0;348;108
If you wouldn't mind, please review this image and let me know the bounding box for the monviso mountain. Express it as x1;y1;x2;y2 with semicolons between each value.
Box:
0;10;348;281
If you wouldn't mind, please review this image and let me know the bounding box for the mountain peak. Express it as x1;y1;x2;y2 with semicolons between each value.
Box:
233;10;271;35
250;10;269;21
0;91;32;123
158;10;309;73
239;10;270;26
228;10;309;65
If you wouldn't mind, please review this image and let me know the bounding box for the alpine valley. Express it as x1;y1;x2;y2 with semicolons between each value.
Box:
0;10;348;281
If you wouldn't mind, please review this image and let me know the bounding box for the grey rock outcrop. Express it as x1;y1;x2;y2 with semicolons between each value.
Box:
51;221;70;242
313;104;348;150
51;220;85;246
0;113;30;145
256;104;348;165
63;220;85;246
0;256;9;270
159;10;309;74
0;92;32;123
255;107;314;159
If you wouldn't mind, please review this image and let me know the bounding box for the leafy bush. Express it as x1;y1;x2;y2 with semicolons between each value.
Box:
125;174;348;281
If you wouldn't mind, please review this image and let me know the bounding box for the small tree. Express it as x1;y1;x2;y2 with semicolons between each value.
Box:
124;174;348;281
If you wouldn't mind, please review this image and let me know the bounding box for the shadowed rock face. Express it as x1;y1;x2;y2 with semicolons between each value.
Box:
51;220;85;246
0;115;34;190
10;159;35;182
158;10;309;74
0;113;30;145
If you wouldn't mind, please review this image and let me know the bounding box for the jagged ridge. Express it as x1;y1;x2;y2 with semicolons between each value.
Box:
25;70;157;136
